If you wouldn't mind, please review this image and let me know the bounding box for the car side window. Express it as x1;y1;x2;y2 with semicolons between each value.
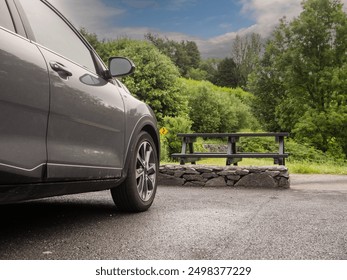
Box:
0;1;15;32
19;0;95;72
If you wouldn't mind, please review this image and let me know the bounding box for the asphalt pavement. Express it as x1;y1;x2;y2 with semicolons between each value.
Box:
0;174;346;260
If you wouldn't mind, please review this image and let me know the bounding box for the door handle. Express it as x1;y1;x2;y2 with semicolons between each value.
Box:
49;61;72;77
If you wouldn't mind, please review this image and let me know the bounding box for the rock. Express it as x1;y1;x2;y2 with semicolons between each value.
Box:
163;164;182;170
280;171;290;178
205;177;227;187
218;170;237;176
227;180;234;187
211;166;224;172
159;169;175;176
235;169;250;175
235;173;277;188
174;170;185;178
183;168;199;175
265;171;281;177
227;175;241;181
158;173;185;186
159;166;165;171
202;173;218;179
270;165;287;171
184;181;206;187
183;174;206;182
247;167;264;173
158;164;290;189
195;167;213;173
278;177;290;188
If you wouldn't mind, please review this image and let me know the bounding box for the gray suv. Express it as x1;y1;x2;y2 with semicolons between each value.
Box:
0;0;159;212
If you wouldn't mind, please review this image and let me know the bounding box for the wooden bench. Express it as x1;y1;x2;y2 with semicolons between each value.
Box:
171;132;289;166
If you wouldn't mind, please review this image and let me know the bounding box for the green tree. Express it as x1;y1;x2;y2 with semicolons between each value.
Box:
145;33;201;77
81;31;187;122
248;24;289;131
185;41;201;69
231;33;262;88
80;28;100;50
106;39;186;122
160;116;192;160
213;57;239;88
250;0;347;156
180;79;258;133
198;58;220;82
188;86;222;132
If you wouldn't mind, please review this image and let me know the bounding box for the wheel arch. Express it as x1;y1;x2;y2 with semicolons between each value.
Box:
122;117;159;179
142;124;160;161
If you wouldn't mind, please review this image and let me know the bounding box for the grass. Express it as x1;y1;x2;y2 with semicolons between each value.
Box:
161;158;347;175
287;161;347;175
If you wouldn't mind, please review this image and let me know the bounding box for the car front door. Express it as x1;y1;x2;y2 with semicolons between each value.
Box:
0;2;49;184
18;0;125;181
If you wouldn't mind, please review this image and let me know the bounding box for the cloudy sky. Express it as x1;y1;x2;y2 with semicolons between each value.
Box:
50;0;347;58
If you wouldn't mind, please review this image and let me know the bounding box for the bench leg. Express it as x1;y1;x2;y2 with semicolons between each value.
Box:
274;158;285;165
227;159;238;166
227;158;241;166
188;142;196;164
179;138;188;165
227;137;239;166
278;136;285;166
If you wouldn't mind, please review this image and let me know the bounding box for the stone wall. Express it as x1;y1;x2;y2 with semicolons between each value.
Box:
159;165;290;188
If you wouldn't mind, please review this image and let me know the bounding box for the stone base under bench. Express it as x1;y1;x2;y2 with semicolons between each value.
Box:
159;165;290;188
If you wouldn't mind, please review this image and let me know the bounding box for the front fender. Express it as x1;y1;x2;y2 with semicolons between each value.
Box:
122;115;159;179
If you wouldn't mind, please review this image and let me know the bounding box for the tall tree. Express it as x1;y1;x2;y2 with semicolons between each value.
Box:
145;33;201;77
80;30;186;122
180;79;258;133
231;33;262;88
213;57;239;88
106;39;186;122
250;0;347;156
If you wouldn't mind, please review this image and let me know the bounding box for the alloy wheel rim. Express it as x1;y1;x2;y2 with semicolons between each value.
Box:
135;140;157;202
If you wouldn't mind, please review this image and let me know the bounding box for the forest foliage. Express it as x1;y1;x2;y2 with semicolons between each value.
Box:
81;0;347;163
249;0;347;157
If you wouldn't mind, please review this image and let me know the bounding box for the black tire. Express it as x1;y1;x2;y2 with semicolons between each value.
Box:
111;131;158;212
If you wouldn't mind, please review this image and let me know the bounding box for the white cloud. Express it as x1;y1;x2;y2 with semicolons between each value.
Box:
202;0;347;57
240;0;302;36
48;0;347;58
197;0;303;57
49;0;124;33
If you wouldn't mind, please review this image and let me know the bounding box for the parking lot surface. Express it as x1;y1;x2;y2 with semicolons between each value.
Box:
0;174;346;260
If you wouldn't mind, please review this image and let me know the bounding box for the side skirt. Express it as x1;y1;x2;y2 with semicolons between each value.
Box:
0;178;124;204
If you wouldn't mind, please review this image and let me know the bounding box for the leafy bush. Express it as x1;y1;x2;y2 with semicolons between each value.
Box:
188;86;222;132
239;137;278;153
249;1;347;158
80;32;188;122
180;79;259;133
160;116;192;161
285;139;346;163
239;137;346;163
109;39;187;122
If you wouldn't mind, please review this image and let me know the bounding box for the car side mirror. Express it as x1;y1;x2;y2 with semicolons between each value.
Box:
108;57;135;78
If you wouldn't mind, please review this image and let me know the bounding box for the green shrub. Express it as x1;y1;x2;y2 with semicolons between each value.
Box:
236;136;346;164
160;116;192;161
180;78;259;133
188;86;221;132
239;137;278;153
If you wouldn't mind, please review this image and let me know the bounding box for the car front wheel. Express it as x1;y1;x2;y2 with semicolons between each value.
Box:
111;131;158;212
